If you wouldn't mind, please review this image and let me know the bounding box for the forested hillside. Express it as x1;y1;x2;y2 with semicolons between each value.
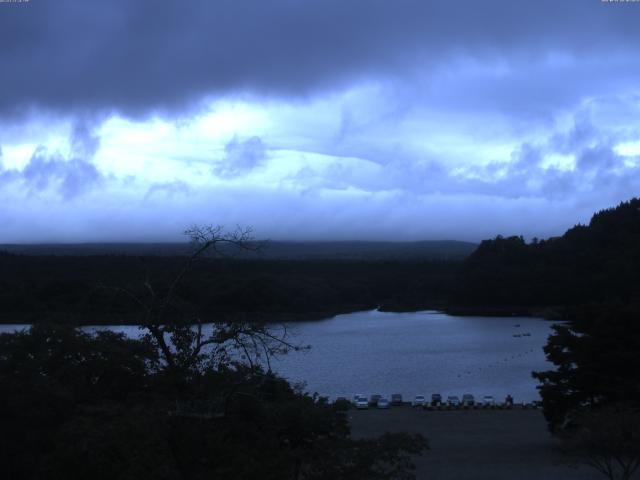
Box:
453;198;640;314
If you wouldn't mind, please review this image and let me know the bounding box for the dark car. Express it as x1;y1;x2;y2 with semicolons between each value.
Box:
391;393;403;406
431;393;442;406
462;394;475;407
369;394;382;407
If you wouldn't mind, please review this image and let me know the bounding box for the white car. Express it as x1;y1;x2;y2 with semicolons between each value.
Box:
483;395;495;406
355;398;369;409
447;395;461;407
412;395;426;407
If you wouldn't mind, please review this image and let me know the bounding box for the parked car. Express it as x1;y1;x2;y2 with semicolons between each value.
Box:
431;393;442;406
412;395;426;407
353;394;366;405
377;398;390;409
355;397;369;409
369;394;382;407
447;395;461;407
462;394;475;406
483;395;495;407
391;393;403;406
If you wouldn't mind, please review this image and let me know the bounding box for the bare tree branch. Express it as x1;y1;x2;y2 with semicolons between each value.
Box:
98;224;303;387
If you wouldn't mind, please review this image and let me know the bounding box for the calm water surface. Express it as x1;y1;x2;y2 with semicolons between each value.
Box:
0;310;557;402
270;310;556;402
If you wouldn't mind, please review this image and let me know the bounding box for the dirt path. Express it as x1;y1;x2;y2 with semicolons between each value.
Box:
350;406;605;480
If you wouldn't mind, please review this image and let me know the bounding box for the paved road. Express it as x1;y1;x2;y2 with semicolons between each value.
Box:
350;406;607;480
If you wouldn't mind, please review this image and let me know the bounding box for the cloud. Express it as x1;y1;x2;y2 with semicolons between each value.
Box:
21;148;102;199
71;120;101;159
2;2;640;242
213;136;267;178
0;181;579;243
2;87;637;243
279;95;640;207
466;114;640;203
1;0;640;118
0;120;103;199
145;180;191;199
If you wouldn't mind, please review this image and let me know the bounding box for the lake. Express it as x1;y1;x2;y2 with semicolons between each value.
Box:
0;309;557;402
270;309;556;402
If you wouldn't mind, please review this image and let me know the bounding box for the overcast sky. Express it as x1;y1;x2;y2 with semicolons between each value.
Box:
1;0;639;243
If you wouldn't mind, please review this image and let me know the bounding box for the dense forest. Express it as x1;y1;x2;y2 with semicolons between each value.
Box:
0;254;458;325
0;239;477;260
452;198;640;316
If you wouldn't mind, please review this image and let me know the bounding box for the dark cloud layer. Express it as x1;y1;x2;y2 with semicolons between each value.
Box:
1;0;639;118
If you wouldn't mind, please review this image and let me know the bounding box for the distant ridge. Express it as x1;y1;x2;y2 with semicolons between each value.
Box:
254;240;477;260
0;240;477;260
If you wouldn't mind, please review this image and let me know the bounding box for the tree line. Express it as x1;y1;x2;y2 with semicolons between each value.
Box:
0;253;457;325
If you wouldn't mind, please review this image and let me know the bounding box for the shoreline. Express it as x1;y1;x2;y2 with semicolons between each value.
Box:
0;303;569;326
0;306;560;329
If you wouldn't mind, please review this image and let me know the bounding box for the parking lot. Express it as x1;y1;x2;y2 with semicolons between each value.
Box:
349;405;604;480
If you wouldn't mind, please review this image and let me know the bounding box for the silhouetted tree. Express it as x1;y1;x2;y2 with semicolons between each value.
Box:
533;305;640;432
564;404;640;480
533;304;640;480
